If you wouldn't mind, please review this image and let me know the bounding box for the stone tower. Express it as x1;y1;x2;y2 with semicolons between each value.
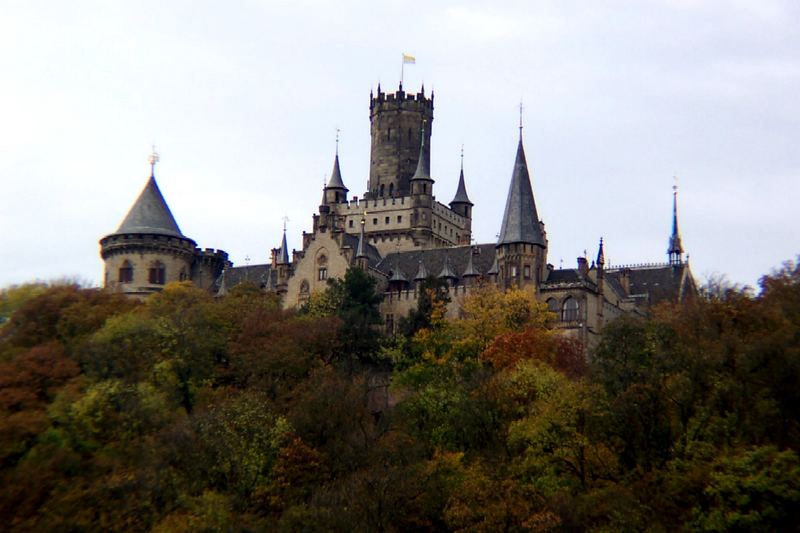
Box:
449;154;473;245
100;160;228;297
368;83;433;198
496;135;548;291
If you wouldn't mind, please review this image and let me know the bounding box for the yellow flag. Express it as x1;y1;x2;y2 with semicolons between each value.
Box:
402;53;416;64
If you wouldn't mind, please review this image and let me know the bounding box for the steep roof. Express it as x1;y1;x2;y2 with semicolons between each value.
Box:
215;264;275;294
450;167;472;205
606;264;695;305
497;138;545;246
378;244;497;282
114;175;184;237
277;231;290;264
327;154;348;191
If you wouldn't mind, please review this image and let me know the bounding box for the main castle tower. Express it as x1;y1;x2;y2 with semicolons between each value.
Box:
367;83;433;199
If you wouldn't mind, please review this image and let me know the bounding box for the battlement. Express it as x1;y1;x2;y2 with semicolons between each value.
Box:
370;85;433;113
100;232;197;259
195;247;230;265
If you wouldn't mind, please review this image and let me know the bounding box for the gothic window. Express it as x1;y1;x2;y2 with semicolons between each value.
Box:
546;298;559;314
318;267;328;281
510;265;518;277
118;260;133;283
562;297;580;322
148;261;166;285
300;280;310;294
380;184;385;197
389;183;394;196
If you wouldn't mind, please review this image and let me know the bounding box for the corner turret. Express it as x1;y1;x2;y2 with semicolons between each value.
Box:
496;127;548;290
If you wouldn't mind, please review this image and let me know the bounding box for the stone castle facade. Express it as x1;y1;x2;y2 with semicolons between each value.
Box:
100;82;695;346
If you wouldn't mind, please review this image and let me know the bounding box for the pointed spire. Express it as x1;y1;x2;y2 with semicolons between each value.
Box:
462;248;480;277
356;217;368;259
497;136;545;246
438;255;457;280
389;267;408;283
326;130;348;192
278;220;290;265
414;259;429;281
597;237;605;267
668;182;684;265
115;161;184;238
410;120;432;182
450;146;472;206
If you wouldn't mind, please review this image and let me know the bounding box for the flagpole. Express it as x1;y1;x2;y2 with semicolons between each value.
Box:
400;54;404;88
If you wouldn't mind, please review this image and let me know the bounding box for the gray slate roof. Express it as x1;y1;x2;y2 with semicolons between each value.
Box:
341;232;382;267
497;139;545;246
450;167;472;205
326;154;348;191
114;175;184;237
277;232;290;264
607;264;693;305
378;243;497;282
216;264;275;293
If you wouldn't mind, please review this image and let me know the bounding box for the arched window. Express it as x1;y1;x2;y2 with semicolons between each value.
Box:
562;297;580;322
546;298;558;314
389;182;394;196
380;183;385;197
300;280;310;294
148;261;166;285
118;260;133;283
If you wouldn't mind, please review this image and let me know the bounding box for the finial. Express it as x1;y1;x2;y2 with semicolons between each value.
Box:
518;100;524;139
460;144;464;170
148;145;160;177
282;215;290;233
335;128;340;156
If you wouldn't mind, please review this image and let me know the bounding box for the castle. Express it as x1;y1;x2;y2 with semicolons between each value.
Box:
100;82;695;346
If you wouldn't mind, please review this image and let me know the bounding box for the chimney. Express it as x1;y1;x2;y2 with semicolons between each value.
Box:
577;257;589;276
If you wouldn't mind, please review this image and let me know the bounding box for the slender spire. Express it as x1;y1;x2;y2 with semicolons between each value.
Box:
497;135;545;246
668;181;684;265
278;218;290;264
326;130;348;191
115;156;183;238
410;120;432;182
597;237;605;268
450;145;472;206
356;217;368;259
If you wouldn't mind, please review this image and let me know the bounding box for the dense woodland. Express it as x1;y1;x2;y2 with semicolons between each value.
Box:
1;261;799;532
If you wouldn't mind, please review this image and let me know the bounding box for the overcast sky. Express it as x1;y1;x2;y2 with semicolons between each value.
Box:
1;0;798;290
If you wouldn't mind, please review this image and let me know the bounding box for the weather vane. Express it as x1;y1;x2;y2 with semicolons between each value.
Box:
673;175;679;193
519;100;524;137
336;128;340;155
282;215;290;232
148;145;160;176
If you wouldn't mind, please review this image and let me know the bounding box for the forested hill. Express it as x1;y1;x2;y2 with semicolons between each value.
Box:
1;263;799;532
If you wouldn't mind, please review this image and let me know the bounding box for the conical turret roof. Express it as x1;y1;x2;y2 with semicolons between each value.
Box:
462;249;480;277
450;164;472;206
278;230;290;264
414;260;429;281
411;123;433;183
487;254;499;276
115;174;184;238
327;154;348;191
497;138;545;246
438;256;458;280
